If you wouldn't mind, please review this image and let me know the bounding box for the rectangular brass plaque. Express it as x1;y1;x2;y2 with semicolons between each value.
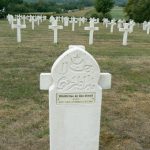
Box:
56;93;96;104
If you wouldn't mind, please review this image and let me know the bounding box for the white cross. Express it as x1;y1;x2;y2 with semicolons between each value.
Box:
78;17;82;27
103;18;110;28
37;16;42;26
81;17;86;24
129;20;135;33
64;17;69;26
11;17;17;30
84;21;99;45
48;20;63;43
146;22;150;34
119;23;131;46
70;17;77;31
12;18;26;43
143;21;147;31
61;16;64;23
22;15;26;25
117;19;123;29
49;16;55;23
29;16;37;30
109;20;116;33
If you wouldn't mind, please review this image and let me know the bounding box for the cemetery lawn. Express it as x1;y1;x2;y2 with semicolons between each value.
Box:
111;6;126;19
60;6;125;19
0;19;150;150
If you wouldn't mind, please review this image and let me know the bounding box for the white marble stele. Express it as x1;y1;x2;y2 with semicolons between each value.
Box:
40;45;111;150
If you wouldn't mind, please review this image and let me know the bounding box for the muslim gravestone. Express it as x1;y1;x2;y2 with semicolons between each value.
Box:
40;45;111;150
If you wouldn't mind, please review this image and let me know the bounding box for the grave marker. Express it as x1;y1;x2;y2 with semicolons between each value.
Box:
146;22;150;34
48;20;63;43
84;21;99;45
64;17;69;26
119;23;131;46
143;21;147;31
12;18;26;43
109;20;116;33
29;16;37;30
40;45;111;150
70;17;77;31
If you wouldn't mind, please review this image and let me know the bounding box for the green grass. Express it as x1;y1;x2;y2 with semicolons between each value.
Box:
0;19;150;150
111;6;126;19
59;6;126;19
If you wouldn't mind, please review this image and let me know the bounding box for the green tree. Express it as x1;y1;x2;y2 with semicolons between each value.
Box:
95;0;114;14
125;0;150;23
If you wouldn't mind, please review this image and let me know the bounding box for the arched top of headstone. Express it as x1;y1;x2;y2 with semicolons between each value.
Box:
51;46;100;92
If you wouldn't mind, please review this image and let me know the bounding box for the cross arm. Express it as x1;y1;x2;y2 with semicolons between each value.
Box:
40;73;111;90
98;73;111;89
119;28;124;32
40;73;52;90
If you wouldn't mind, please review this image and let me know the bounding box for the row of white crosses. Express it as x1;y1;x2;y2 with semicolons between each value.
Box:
7;14;47;42
7;14;149;45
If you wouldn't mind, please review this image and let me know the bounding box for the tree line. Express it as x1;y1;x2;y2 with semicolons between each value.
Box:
94;0;150;22
0;0;93;18
0;0;150;23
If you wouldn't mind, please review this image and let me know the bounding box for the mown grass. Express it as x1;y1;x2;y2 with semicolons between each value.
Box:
0;19;150;150
60;6;125;19
111;6;126;19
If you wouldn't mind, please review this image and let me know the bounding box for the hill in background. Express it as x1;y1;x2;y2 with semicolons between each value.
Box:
24;0;127;6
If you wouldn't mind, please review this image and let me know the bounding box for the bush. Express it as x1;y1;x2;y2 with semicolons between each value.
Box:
103;12;112;20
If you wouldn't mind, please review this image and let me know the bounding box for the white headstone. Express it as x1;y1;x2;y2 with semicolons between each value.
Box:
48;20;63;43
40;45;111;150
119;23;131;46
12;18;26;43
84;21;99;45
